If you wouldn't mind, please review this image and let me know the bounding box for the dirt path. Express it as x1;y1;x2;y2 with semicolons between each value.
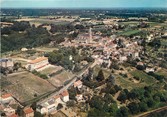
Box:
135;106;167;117
114;91;121;100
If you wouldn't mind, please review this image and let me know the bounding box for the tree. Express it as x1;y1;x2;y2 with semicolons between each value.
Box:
147;98;155;108
87;68;94;81
128;89;139;100
116;106;129;117
31;102;37;111
139;102;148;112
127;102;140;114
108;103;118;116
88;108;109;117
34;111;43;117
89;96;104;110
66;100;75;107
96;70;105;81
68;87;77;100
117;91;127;103
57;103;63;110
13;62;22;71
103;93;115;104
107;74;115;85
16;106;22;116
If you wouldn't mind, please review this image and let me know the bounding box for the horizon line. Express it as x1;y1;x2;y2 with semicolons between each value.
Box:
1;7;167;9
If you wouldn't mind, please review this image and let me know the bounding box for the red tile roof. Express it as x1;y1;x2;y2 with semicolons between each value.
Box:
9;114;18;117
29;57;48;64
23;108;34;114
1;93;12;99
74;80;82;87
60;90;69;97
54;95;60;99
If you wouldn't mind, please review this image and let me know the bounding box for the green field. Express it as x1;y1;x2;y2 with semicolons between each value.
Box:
30;20;70;25
115;75;146;90
130;70;157;85
118;30;141;36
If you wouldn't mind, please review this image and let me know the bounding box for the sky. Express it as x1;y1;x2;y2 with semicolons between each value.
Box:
1;0;167;8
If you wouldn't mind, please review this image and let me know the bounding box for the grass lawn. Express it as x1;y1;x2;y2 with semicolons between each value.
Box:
115;75;146;90
130;70;157;85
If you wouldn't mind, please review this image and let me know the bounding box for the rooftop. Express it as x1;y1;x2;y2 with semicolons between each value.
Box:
9;114;18;117
54;95;60;100
1;93;12;99
23;108;34;114
60;90;69;97
74;80;82;87
29;57;48;64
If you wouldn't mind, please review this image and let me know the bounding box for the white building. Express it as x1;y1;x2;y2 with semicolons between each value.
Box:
26;57;49;71
0;94;14;104
36;106;47;115
60;90;69;102
145;68;155;73
75;94;83;101
54;95;62;107
119;56;127;62
37;99;57;114
4;106;16;117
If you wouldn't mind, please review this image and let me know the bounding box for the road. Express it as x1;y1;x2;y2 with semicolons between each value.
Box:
135;106;167;117
37;59;98;105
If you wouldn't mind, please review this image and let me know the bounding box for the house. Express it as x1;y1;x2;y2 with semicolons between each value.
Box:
74;80;83;89
4;106;16;117
36;105;47;115
54;95;61;104
21;48;28;52
9;113;18;117
26;57;49;71
60;90;69;102
119;56;127;62
0;58;14;68
145;67;155;73
133;52;139;58
75;94;83;101
23;107;34;117
37;99;57;114
1;93;14;104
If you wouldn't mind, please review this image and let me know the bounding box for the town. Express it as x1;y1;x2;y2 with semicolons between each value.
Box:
1;7;167;117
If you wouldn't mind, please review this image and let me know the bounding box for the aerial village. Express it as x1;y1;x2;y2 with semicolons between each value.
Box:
1;9;167;117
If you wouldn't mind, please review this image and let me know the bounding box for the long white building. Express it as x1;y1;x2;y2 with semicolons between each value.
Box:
26;57;49;71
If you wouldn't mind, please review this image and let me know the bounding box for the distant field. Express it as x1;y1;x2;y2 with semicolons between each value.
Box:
1;71;56;103
119;21;167;28
118;30;141;36
16;18;72;25
35;47;59;52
